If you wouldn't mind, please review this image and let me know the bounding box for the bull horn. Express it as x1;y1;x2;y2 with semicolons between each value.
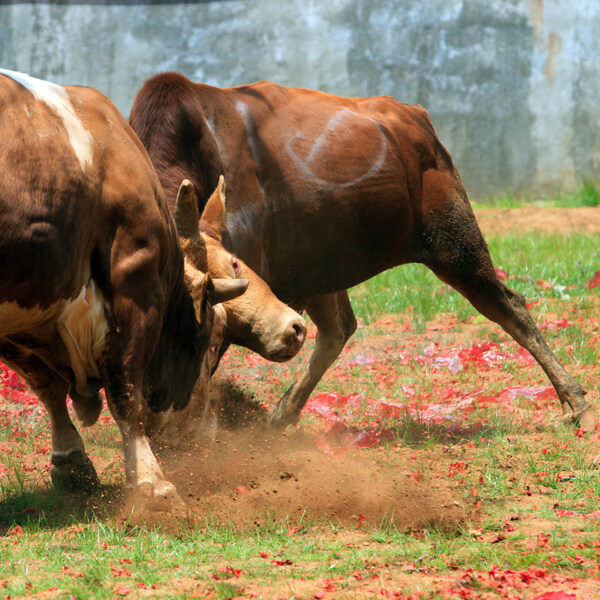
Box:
174;179;200;239
211;278;249;304
201;175;227;237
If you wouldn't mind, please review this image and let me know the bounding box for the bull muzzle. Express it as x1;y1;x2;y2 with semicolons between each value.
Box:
268;313;307;362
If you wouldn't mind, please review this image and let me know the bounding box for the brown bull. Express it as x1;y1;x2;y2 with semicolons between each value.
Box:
130;72;594;430
0;70;247;507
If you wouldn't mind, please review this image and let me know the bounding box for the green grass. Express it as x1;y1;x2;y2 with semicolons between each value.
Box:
350;232;600;326
471;177;600;208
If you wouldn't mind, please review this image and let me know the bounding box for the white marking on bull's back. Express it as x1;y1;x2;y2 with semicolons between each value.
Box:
235;100;261;163
0;68;93;171
285;108;388;189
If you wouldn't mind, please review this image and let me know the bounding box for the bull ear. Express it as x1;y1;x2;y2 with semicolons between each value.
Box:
190;271;211;304
210;278;249;304
174;179;200;240
201;175;227;237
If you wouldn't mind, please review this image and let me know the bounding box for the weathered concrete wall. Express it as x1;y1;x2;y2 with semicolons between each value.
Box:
1;0;599;197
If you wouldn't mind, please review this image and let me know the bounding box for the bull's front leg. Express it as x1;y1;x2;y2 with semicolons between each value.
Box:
104;381;185;512
269;291;357;427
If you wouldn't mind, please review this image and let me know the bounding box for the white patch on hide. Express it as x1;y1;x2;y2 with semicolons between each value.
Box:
0;68;93;171
0;280;109;395
56;280;109;396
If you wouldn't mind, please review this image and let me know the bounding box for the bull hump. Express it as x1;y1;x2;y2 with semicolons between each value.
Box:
0;69;93;171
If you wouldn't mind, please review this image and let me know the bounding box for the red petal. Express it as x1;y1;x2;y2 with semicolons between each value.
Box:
585;269;600;289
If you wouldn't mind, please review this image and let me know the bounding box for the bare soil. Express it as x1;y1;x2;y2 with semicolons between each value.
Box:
157;427;469;531
474;206;600;235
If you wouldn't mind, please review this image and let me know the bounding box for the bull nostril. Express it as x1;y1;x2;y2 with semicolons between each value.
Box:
292;321;306;340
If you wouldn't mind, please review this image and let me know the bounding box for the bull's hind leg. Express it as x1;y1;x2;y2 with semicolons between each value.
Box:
3;353;99;490
421;202;594;429
269;290;357;427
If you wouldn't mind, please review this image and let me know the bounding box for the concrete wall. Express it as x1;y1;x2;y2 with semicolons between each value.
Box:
1;0;599;197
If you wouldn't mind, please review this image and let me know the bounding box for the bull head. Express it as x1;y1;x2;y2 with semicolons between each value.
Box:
175;179;248;308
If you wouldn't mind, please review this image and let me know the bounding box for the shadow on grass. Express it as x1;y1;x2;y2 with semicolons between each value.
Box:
0;482;124;534
213;378;513;449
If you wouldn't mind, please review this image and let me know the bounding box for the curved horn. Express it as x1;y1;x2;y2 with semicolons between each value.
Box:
174;179;200;239
211;278;249;304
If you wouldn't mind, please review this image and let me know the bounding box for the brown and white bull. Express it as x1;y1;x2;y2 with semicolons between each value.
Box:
0;69;254;507
130;72;595;430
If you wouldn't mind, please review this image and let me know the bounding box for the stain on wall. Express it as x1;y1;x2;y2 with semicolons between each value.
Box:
0;0;598;196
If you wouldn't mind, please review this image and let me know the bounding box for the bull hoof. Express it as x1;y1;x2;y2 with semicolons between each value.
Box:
268;403;300;429
51;449;99;492
561;403;596;432
128;481;186;514
574;405;596;431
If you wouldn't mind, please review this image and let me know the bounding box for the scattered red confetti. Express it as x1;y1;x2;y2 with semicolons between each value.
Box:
555;509;600;520
540;319;573;330
60;566;83;578
495;267;508;280
304;381;557;450
217;565;241;578
536;279;555;290
113;585;131;596
585;268;600;289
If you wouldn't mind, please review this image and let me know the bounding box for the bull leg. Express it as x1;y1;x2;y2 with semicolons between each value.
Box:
101;365;185;511
4;355;99;490
269;290;357;427
100;249;188;510
48;398;100;493
422;204;594;429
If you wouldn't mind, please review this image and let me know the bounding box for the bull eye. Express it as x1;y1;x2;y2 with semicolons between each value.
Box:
231;256;241;278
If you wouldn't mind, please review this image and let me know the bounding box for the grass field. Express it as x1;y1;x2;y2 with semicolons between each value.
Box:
2;206;600;599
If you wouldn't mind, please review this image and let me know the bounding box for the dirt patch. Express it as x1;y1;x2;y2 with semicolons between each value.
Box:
120;426;471;532
474;206;600;236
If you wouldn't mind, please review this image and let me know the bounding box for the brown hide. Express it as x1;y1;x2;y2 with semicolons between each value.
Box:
130;72;594;429
130;73;455;301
